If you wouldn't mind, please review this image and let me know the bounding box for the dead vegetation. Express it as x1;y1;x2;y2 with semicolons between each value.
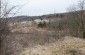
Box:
0;27;56;55
0;0;85;55
18;36;85;55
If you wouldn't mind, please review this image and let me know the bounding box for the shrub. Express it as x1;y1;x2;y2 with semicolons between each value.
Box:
38;21;46;28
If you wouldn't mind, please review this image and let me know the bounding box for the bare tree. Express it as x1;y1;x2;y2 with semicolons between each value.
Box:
67;0;85;38
0;0;27;54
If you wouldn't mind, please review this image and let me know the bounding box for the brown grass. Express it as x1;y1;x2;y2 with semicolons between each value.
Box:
1;27;85;55
18;36;85;55
11;27;49;34
1;27;54;55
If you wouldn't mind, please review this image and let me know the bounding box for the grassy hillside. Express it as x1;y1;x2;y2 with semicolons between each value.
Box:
18;36;85;55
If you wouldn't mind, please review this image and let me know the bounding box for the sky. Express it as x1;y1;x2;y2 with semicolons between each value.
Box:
8;0;80;16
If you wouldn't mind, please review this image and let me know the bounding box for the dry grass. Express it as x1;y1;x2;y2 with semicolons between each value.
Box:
11;27;49;34
18;36;85;55
1;27;54;55
2;27;85;55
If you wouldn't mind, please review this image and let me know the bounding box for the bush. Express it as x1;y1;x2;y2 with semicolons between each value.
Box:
38;21;46;28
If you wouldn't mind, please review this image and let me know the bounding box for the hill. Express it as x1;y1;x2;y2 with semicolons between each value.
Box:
19;36;85;55
0;12;67;23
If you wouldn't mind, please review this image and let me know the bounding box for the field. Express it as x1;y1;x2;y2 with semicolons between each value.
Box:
1;27;55;55
1;26;85;55
19;36;85;55
0;0;85;55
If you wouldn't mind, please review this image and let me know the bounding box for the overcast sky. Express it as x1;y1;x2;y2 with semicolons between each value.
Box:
9;0;79;16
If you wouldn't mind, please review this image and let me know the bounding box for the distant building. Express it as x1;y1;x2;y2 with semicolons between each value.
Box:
34;19;49;24
8;20;35;29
